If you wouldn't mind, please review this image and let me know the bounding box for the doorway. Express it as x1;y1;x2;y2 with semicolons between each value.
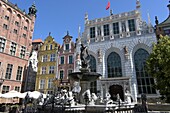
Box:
109;85;124;101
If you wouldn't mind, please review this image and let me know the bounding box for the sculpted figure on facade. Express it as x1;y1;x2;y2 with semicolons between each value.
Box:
98;49;102;63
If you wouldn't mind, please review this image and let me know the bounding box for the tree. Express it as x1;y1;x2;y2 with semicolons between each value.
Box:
146;35;170;103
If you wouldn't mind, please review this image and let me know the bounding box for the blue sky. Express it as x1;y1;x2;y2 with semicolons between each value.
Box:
10;0;169;44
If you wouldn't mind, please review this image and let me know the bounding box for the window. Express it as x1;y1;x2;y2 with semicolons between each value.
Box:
22;34;26;38
60;56;64;64
2;86;9;94
90;27;95;38
15;86;20;92
4;15;9;21
103;24;110;36
41;67;46;74
107;52;122;78
10;42;17;55
45;45;48;50
113;22;119;34
65;44;69;51
47;91;53;94
60;70;64;79
40;79;45;89
68;69;73;74
42;55;48;62
13;29;18;34
3;24;8;30
50;54;55;62
5;64;13;79
49;66;55;74
24;26;27;30
0;62;1;66
48;78;53;89
20;46;26;58
128;19;136;32
68;55;73;64
134;49;156;94
0;38;6;52
15;21;19;26
50;45;53;50
16;66;23;81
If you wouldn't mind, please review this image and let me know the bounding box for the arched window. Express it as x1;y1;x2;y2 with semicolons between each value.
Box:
88;55;97;93
134;49;156;94
107;52;122;78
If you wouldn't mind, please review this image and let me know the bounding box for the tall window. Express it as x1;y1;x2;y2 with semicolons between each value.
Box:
13;29;18;34
20;46;26;58
48;78;53;89
128;19;136;32
60;70;64;79
4;15;9;21
90;27;95;38
15;86;20;92
15;21;19;26
41;66;46;74
50;45;53;50
60;56;64;64
2;86;9;94
107;52;122;78
49;66;55;74
43;55;48;62
16;66;23;80
65;44;69;51
3;24;8;30
24;26;27;31
113;22;119;34
68;55;73;64
50;54;55;61
5;64;13;79
88;55;97;94
10;42;17;55
103;24;110;36
0;38;6;52
134;49;156;94
40;79;45;89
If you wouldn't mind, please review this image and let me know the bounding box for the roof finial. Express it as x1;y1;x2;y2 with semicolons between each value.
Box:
155;16;159;25
67;31;69;35
78;25;81;37
49;32;51;36
136;0;141;9
147;10;151;27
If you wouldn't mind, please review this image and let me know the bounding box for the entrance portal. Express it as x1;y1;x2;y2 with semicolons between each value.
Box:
109;85;124;101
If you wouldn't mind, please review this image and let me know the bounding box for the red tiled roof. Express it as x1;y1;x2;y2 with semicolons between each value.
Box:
32;39;43;43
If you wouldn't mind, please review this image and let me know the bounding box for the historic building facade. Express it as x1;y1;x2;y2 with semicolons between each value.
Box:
0;0;36;102
35;35;59;94
56;32;75;91
155;2;170;39
25;39;43;92
75;0;158;102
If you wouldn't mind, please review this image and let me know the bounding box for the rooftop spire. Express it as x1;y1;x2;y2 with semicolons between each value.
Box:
167;0;170;15
78;25;81;37
136;0;141;9
147;10;151;27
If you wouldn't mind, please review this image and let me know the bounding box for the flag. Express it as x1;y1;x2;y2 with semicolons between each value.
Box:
106;1;110;10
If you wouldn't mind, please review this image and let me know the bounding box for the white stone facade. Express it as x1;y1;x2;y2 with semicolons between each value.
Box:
75;4;158;102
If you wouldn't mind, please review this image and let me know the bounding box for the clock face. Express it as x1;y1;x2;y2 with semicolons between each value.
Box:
66;38;69;43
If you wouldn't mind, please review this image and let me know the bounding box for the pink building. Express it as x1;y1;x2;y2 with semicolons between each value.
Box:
57;32;75;91
0;0;36;103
